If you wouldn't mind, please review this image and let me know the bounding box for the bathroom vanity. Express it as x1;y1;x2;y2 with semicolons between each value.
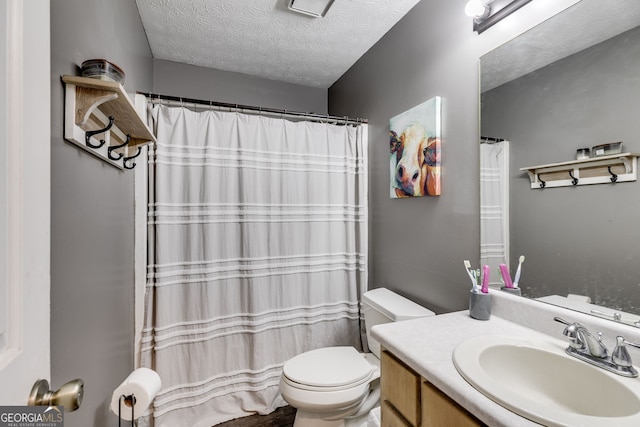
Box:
373;291;640;427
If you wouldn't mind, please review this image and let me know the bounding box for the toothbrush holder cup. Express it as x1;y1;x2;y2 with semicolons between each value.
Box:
469;291;491;321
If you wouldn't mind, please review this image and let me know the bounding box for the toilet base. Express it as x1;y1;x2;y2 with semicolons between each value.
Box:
293;406;381;427
293;410;346;427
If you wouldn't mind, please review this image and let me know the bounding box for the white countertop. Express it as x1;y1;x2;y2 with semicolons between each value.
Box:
370;290;640;427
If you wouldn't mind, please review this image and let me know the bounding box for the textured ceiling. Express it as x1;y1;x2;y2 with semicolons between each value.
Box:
136;0;421;89
482;0;640;92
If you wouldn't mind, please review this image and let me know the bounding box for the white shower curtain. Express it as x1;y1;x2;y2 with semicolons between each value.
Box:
480;141;509;286
140;105;368;427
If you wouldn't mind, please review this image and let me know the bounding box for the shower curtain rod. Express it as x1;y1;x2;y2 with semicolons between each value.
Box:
138;91;368;126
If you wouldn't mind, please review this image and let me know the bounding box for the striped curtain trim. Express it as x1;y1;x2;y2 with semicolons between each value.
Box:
480;244;506;258
152;147;364;174
149;252;366;272
153;365;284;417
147;254;367;287
141;304;360;352
148;205;365;225
155;143;362;163
480;169;502;181
152;158;364;175
480;206;503;221
144;300;359;334
150;202;366;209
150;217;365;225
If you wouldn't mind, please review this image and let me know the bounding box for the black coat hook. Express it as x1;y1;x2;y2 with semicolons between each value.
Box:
108;134;131;161
608;166;618;183
537;173;546;188
123;146;142;170
568;170;578;186
85;116;115;149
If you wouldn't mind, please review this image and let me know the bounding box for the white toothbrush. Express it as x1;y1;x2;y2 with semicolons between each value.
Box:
464;260;479;292
513;255;525;288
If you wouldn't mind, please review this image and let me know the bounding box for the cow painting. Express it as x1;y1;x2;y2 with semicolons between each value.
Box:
389;97;441;198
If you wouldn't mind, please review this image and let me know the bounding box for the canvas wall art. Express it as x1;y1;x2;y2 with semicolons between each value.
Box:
389;96;441;198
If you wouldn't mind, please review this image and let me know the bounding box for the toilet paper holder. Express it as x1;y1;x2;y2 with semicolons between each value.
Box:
118;394;136;427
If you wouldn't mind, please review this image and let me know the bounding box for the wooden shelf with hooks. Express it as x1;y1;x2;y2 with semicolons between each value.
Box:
520;153;640;189
61;75;156;170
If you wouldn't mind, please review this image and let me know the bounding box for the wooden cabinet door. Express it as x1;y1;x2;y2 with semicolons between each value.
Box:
381;400;413;427
422;381;485;427
381;350;421;426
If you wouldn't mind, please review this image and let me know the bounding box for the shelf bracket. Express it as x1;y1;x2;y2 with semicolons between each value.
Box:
75;88;118;127
85;116;114;149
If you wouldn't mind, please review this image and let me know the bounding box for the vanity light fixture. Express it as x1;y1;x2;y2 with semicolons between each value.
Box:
466;0;534;34
465;0;491;22
288;0;335;18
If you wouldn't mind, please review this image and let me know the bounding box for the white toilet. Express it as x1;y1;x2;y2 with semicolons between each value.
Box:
279;288;435;427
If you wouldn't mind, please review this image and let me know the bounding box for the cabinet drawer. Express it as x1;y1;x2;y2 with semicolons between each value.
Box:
381;350;421;426
381;400;413;427
422;381;486;427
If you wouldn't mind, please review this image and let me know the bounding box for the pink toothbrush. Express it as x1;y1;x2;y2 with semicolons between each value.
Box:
499;263;513;288
481;265;490;293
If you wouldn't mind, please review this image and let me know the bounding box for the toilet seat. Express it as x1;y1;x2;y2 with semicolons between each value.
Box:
282;347;375;392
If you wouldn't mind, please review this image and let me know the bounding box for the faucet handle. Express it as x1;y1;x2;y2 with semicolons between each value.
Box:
613;336;633;368
554;317;583;349
613;336;640;367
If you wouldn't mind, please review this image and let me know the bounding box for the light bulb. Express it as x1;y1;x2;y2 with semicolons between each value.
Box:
465;0;489;18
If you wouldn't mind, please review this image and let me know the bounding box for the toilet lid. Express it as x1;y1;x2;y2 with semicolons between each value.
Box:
283;346;373;389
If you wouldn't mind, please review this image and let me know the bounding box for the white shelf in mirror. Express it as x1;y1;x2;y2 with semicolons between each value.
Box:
520;153;640;189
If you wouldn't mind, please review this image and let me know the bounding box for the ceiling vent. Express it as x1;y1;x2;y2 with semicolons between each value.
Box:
288;0;335;17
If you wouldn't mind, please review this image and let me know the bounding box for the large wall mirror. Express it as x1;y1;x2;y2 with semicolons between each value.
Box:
480;0;640;326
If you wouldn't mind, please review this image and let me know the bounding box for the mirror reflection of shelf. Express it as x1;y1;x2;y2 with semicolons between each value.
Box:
520;153;640;189
61;75;156;170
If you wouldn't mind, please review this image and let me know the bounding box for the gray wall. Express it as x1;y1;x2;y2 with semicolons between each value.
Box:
153;59;328;113
329;0;482;313
481;26;640;313
50;0;152;426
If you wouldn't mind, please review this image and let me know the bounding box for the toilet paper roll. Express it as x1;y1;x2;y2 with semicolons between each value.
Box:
110;368;162;420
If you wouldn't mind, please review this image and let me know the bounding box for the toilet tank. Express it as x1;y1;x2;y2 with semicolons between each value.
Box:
362;288;435;358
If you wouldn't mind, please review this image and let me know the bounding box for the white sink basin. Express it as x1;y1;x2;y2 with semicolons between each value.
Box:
453;335;640;426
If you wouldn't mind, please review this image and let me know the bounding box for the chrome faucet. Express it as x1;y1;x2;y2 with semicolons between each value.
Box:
554;317;639;378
